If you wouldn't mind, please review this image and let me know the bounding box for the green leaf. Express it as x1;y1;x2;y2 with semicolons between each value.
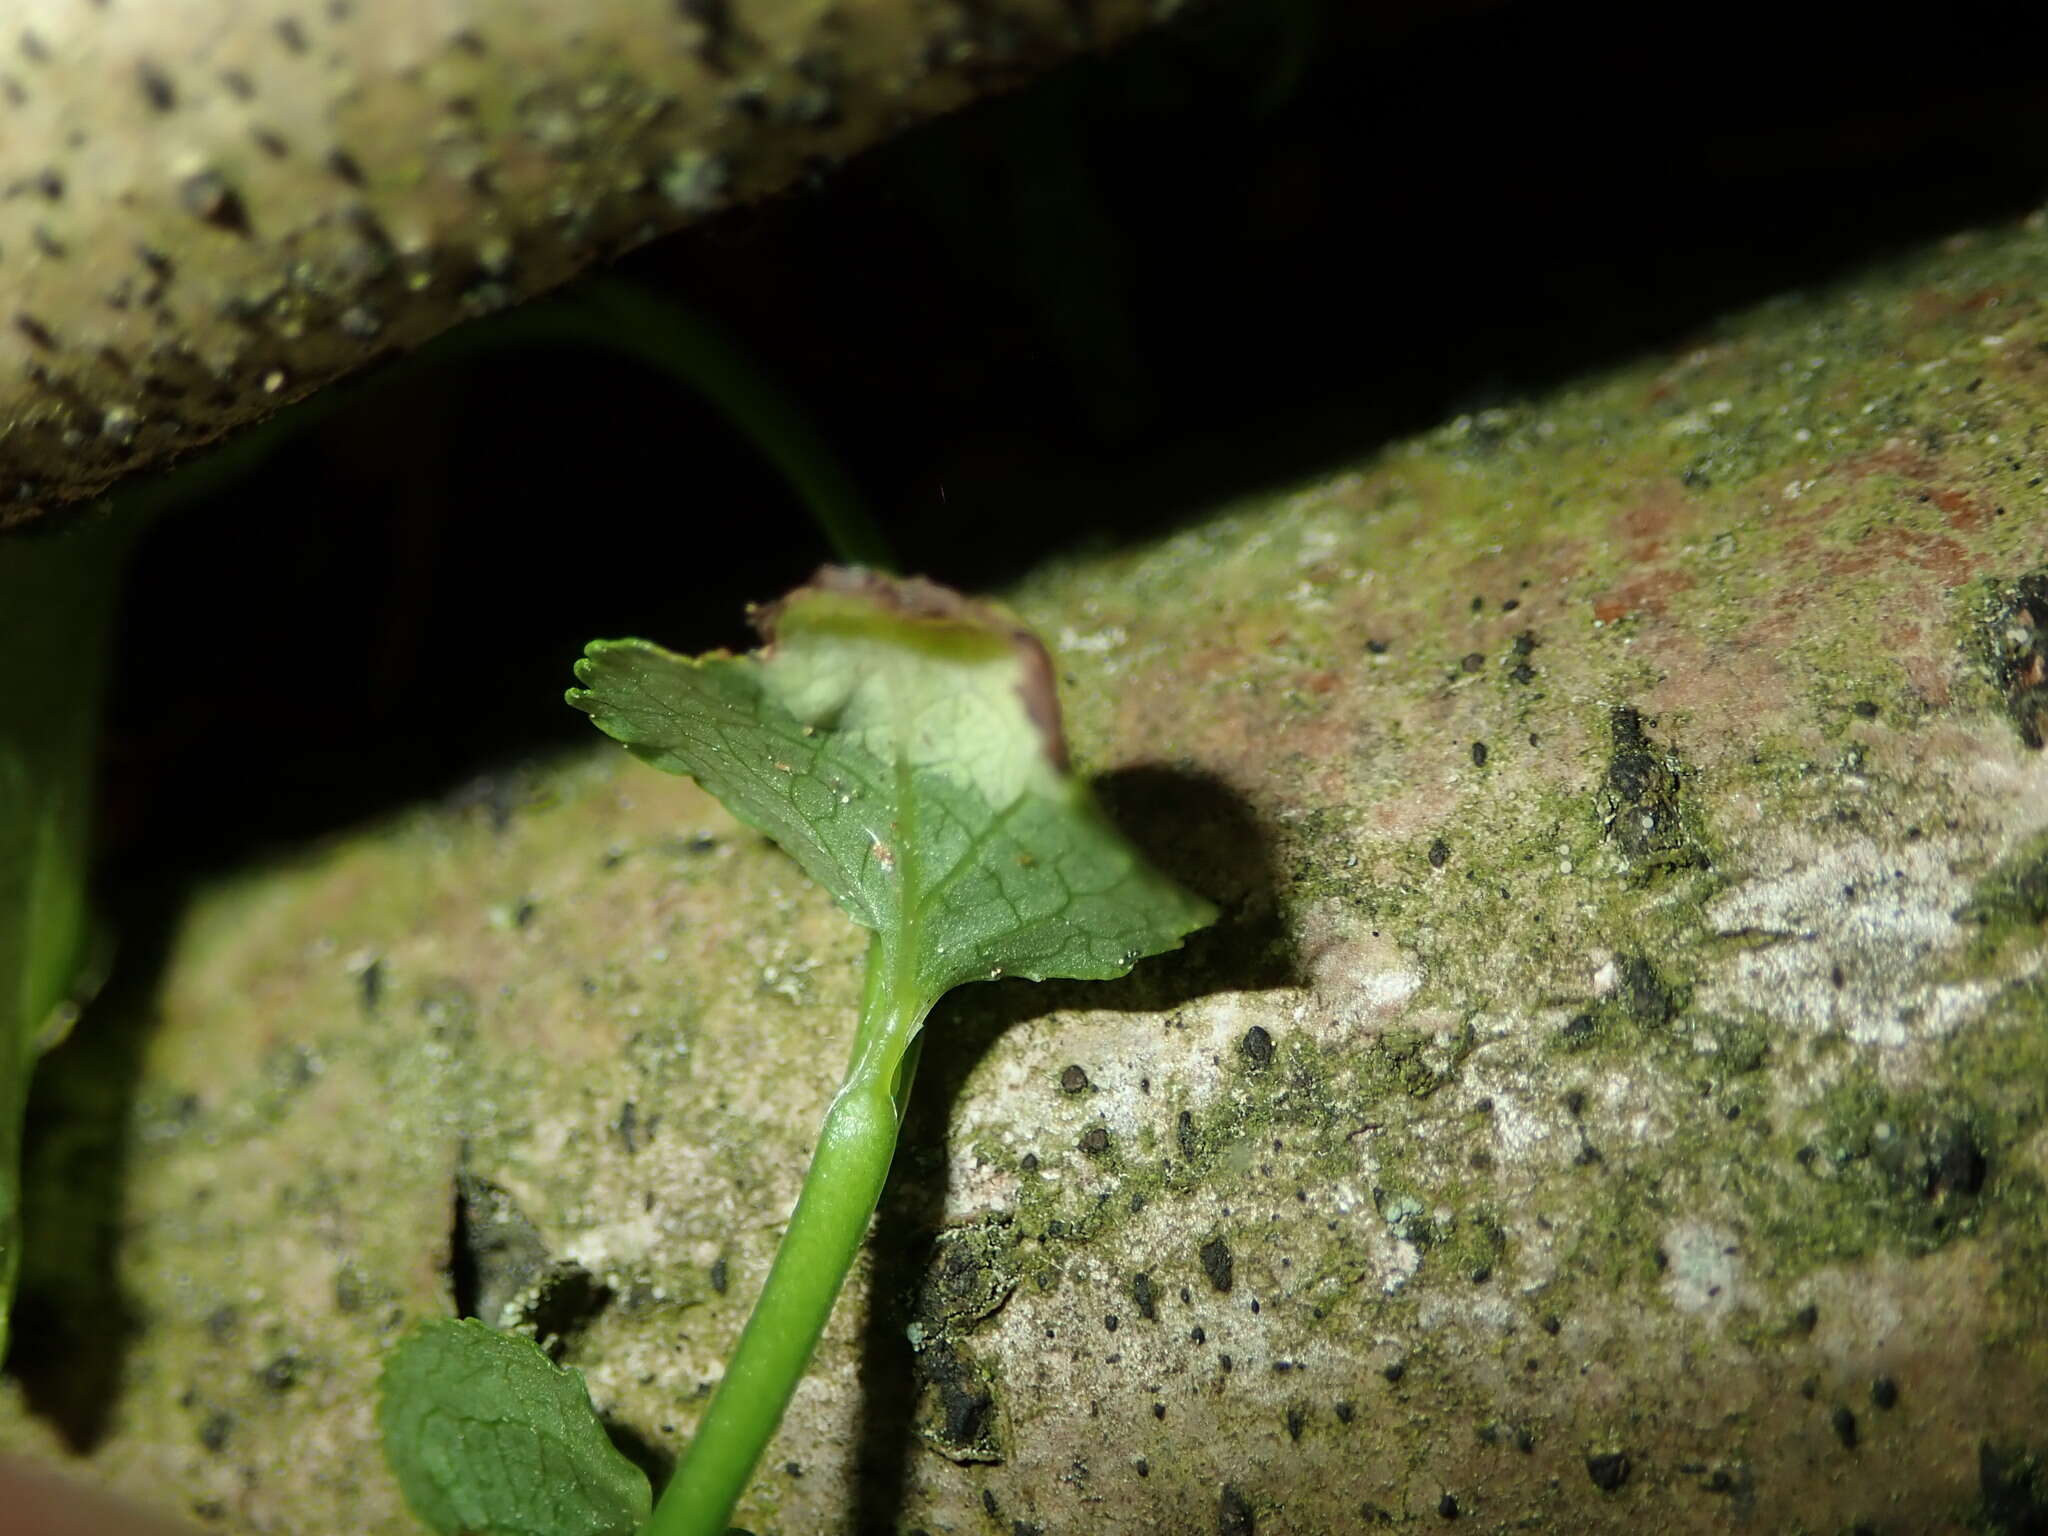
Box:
378;1318;651;1536
567;569;1216;1006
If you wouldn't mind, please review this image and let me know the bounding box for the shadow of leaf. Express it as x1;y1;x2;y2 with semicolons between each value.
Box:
850;764;1290;1531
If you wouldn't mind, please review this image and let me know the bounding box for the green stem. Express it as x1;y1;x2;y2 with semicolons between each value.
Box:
0;510;135;1362
644;937;926;1536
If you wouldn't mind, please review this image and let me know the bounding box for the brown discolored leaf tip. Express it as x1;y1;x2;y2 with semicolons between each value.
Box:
750;566;1071;774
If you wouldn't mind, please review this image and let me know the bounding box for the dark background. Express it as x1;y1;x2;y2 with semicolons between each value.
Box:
102;0;2048;877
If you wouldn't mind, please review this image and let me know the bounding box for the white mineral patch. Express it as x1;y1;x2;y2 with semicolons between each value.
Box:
1308;921;1427;1033
1661;1220;1743;1318
1699;835;1990;1049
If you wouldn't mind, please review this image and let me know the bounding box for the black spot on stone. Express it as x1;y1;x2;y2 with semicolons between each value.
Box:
1366;637;1389;655
1560;1012;1597;1048
1586;1451;1630;1490
1929;1122;1989;1199
1872;1375;1899;1410
1217;1483;1255;1536
1832;1406;1859;1450
527;1264;612;1350
1541;1314;1561;1335
275;17;309;52
1613;952;1683;1028
1853;699;1880;720
333;1268;367;1313
1460;651;1484;674
1239;1025;1274;1069
1428;837;1450;869
324;147;366;186
13;313;54;349
1104;1314;1119;1332
1135;1457;1149;1477
1381;1359;1406;1384
1470;741;1489;767
1079;1126;1110;1156
943;1374;992;1445
1564;1089;1587;1117
616;1100;640;1155
1979;571;2048;749
1792;1302;1820;1335
708;1257;728;1295
198;1411;232;1453
1132;1272;1156;1321
1177;1109;1199;1159
32;167;61;200
1437;1492;1460;1518
1600;706;1703;868
179;170;249;234
1059;1063;1090;1093
136;61;175;111
1019;1152;1038;1173
1286;1406;1306;1441
257;1352;299;1392
1199;1237;1234;1293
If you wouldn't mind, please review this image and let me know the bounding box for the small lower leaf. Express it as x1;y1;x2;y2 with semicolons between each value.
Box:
378;1318;651;1536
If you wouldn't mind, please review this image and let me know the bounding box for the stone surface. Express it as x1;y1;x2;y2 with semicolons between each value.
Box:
0;0;1179;520
6;215;2048;1533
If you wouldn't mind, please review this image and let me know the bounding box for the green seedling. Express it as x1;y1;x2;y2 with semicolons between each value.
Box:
379;568;1214;1535
0;274;878;1361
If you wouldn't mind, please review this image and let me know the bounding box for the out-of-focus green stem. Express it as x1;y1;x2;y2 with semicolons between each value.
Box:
0;510;135;1361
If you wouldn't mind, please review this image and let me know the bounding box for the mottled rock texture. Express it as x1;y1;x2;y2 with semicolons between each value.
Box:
0;0;1177;521
6;216;2048;1533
